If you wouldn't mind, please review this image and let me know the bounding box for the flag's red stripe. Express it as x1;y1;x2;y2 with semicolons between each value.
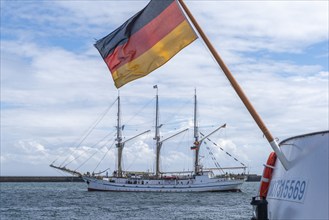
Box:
104;1;185;73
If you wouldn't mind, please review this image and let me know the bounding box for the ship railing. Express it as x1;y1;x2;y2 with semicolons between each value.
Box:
204;166;246;171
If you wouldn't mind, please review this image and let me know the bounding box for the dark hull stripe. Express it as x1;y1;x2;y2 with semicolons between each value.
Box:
88;187;241;192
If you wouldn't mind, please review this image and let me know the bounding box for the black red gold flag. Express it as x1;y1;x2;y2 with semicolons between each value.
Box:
94;0;197;88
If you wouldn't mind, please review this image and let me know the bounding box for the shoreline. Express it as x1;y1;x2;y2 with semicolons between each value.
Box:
0;174;261;182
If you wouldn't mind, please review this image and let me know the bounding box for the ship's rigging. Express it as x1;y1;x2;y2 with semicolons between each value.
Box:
50;89;247;181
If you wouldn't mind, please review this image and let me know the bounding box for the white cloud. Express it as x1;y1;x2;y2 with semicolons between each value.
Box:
188;1;328;53
1;0;328;176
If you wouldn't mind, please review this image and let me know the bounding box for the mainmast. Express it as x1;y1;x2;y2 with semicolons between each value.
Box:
154;85;161;177
153;85;189;177
116;94;123;177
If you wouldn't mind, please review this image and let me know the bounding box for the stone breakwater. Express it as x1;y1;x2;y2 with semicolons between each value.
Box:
0;176;83;182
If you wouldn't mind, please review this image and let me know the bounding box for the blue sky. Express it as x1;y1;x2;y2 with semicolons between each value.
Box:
1;0;328;176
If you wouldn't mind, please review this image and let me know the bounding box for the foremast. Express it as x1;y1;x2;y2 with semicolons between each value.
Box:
116;94;124;177
116;94;151;178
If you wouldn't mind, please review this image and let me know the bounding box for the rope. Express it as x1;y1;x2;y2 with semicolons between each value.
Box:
74;151;98;172
201;137;225;174
200;132;246;167
93;168;111;175
124;131;153;171
160;129;189;172
92;141;115;173
124;97;155;126
74;138;115;172
59;99;117;167
64;129;116;167
161;97;193;126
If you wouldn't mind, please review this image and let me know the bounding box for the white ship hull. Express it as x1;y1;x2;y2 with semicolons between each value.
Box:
267;131;328;220
83;173;244;192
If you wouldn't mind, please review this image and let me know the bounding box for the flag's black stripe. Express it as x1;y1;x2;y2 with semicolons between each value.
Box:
95;0;174;59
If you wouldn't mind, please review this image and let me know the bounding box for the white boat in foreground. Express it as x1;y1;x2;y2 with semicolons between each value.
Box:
251;130;329;220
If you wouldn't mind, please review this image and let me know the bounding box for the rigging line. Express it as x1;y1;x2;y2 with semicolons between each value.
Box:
200;132;247;167
92;141;115;173
161;129;189;172
51;159;57;165
124;97;155;125
203;140;225;174
124;119;154;128
54;168;67;177
93;168;111;175
124;131;153;172
89;129;116;149
59;101;116;167
200;132;225;173
73;138;114;171
67;130;116;168
63;129;116;167
74;138;114;172
73;151;98;172
59;98;117;167
65;147;91;168
161;97;193;127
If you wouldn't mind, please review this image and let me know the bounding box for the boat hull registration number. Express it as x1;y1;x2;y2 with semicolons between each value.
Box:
267;179;308;203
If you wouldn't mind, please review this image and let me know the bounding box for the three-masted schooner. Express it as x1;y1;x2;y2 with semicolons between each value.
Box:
51;89;246;192
83;88;245;192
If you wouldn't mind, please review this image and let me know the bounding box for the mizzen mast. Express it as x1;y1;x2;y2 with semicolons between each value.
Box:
193;89;201;174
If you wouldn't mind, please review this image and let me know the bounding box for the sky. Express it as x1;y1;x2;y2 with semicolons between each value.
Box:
1;0;328;176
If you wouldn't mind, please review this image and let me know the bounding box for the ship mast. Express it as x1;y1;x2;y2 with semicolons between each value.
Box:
191;90;227;174
116;94;123;177
154;85;162;177
193;89;200;174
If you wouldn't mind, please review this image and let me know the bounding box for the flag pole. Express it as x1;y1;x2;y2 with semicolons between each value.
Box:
178;0;290;170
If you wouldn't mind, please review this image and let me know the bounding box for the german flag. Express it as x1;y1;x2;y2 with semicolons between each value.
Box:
95;0;197;88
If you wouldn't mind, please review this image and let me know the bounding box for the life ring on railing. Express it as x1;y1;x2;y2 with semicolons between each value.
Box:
259;152;277;198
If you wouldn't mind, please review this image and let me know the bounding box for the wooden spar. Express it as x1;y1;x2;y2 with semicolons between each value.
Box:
49;164;82;177
178;0;290;170
156;128;189;176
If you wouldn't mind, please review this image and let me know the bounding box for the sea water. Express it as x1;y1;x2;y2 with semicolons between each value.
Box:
0;182;259;219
